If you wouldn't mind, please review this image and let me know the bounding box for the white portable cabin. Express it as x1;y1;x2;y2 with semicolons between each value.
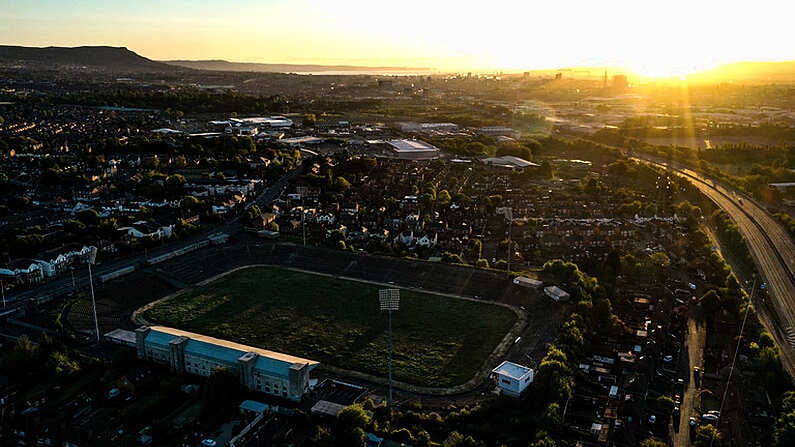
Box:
491;360;534;397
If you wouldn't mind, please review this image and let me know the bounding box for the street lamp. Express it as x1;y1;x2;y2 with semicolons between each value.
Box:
379;288;400;407
505;207;513;276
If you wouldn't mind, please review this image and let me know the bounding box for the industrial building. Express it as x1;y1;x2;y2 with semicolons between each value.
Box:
386;139;440;160
481;155;540;170
133;326;318;402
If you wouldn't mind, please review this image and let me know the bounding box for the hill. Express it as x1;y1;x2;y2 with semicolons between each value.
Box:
164;59;432;74
0;45;180;73
687;60;795;83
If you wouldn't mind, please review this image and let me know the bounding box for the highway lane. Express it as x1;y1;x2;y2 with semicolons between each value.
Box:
638;159;795;379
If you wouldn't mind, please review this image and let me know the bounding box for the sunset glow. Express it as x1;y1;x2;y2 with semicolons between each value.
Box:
1;0;793;74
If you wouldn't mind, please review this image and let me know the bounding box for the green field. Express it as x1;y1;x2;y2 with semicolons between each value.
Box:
142;266;517;387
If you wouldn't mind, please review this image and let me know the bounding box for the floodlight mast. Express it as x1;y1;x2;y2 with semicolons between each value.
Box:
87;246;100;344
297;186;308;247
379;288;400;407
505;207;513;277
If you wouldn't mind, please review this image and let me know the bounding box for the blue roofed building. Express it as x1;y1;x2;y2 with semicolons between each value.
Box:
491;360;534;397
135;326;319;401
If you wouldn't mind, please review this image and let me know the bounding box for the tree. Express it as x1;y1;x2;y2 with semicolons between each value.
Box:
335;176;351;191
5;335;40;379
649;252;671;270
391;428;414;444
165;174;187;197
640;439;667;447
442;252;465;264
465;238;483;262
77;208;101;226
495;142;531;160
655;395;675;414
180;195;200;212
442;431;483;447
529;432;556;447
242;205;262;226
542;402;562;428
694;424;722;447
437;189;452;207
523;138;541;159
559;319;584;355
775;403;795;446
338;404;370;429
699;289;722;318
535;345;574;403
49;351;80;377
64;219;87;235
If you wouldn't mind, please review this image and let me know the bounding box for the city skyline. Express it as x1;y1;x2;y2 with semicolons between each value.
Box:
2;0;794;77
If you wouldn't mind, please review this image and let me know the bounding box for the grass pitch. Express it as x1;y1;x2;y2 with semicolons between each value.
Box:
142;266;517;387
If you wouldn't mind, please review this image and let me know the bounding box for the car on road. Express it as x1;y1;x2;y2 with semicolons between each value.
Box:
702;413;719;422
689;417;697;427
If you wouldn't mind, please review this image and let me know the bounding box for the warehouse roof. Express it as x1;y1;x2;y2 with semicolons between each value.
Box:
387;139;440;153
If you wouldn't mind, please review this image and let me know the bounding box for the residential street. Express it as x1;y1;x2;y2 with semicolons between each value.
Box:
672;313;706;447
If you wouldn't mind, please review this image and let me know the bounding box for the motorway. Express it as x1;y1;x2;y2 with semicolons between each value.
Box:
636;158;795;379
3;168;297;308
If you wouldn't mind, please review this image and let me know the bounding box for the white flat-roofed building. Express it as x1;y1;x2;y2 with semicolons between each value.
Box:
492;360;534;397
512;276;543;289
135;326;318;402
544;285;571;302
281;136;324;146
230;116;294;128
386;139;440;160
482;155;540;169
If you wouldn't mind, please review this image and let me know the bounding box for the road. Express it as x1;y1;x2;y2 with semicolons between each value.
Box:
672;313;706;447
636;158;795;379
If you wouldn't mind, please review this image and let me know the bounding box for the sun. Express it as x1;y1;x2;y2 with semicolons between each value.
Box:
627;58;718;81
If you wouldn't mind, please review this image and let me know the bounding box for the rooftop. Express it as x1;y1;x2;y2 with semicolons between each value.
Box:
482;155;540;168
240;400;270;414
147;326;319;370
310;400;347;417
387;139;440;153
492;360;532;380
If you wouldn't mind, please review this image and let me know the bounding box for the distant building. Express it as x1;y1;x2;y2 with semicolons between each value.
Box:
481;155;539;170
477;126;518;138
386;139;440;160
135;326;318;402
231;116;293;128
393;122;459;133
491;360;534;397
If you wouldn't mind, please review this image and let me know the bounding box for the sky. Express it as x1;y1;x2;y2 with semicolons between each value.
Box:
1;0;793;76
